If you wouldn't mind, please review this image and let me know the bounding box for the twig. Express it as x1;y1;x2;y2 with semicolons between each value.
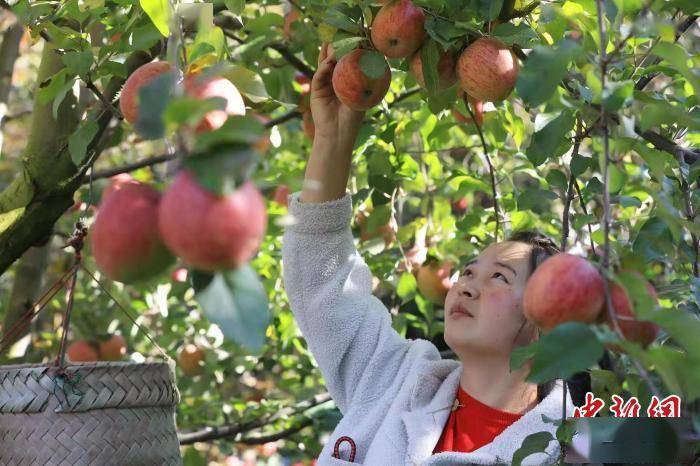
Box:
218;22;315;78
85;77;123;120
675;153;699;277
562;118;583;251
465;99;501;241
86;154;177;182
634;15;698;90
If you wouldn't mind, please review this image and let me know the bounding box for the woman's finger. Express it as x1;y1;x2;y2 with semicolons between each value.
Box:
318;42;328;66
311;55;335;93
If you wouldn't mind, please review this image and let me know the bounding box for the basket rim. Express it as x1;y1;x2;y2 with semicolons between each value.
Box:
0;360;172;372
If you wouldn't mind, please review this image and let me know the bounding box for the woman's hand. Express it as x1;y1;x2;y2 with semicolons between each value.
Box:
310;43;365;148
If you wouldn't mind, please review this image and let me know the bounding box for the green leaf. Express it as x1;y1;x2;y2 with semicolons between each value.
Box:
525;322;605;383
420;39;440;93
134;69;176;140
479;0;504;20
68;119;99;166
511;431;555;466
331;36;363;61
185;143;258;196
607;164;627;194
162;95;226;128
323;7;362;34
221;65;269;103
397;272;417;300
516;188;558;212
36;69;67;105
632;217;675;263
525;110;575;166
652;42;700;96
602;80;633;111
492;22;538;47
224;0;245;15
193;115;266;153
516;39;581;106
571;154;593;176
425;16;470;49
61;50;92;79
358;49;388;80
545;169;568;192
139;0;171;37
195;264;271;353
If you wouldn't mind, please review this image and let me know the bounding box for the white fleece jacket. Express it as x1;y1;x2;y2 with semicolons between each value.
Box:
281;190;576;466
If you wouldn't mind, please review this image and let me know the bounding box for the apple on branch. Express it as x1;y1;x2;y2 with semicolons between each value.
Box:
331;48;392;111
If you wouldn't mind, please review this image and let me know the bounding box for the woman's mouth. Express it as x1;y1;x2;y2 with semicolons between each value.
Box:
451;303;473;318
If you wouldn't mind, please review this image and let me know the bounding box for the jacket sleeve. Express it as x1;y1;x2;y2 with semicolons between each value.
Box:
281;190;412;415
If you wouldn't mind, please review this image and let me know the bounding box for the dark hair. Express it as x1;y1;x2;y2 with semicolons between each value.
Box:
507;229;612;407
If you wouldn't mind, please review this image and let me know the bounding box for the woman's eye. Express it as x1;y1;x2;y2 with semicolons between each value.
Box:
493;272;508;283
462;268;472;276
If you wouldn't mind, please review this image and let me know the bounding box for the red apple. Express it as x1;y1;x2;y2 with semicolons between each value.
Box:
332;48;392;111
355;209;396;246
183;73;246;133
371;0;427;59
523;253;605;331
416;261;453;305
98;334;127;361
102;173;135;201
67;340;100;363
457;37;519;102
409;47;457;90
294;72;311;93
271;184;290;207
91;182;175;283
451;197;468;215
602;272;660;348
119;61;174;124
158;171;268;272
178;343;205;376
171;267;188;283
283;9;302;41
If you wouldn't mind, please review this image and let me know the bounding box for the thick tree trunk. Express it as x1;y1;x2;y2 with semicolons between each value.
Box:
0;41;162;279
0;18;54;354
1;244;49;354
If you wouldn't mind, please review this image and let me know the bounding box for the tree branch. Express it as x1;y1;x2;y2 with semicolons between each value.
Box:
215;16;315;78
634;15;697;91
178;392;331;445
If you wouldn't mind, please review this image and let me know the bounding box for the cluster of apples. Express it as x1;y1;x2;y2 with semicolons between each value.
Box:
66;334;127;362
523;253;661;349
89;61;270;284
119;61;246;133
90;171;268;284
328;0;519;122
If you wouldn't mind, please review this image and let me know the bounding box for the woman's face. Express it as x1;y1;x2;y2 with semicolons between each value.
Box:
444;241;538;359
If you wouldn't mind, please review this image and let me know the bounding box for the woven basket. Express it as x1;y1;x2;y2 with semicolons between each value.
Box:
0;360;183;466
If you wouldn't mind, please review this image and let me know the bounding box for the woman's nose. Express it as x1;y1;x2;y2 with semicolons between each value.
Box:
460;283;479;299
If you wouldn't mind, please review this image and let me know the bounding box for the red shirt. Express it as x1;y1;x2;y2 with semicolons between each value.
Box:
432;385;524;454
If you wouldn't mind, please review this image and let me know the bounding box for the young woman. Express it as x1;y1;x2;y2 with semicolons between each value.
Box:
281;43;595;465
